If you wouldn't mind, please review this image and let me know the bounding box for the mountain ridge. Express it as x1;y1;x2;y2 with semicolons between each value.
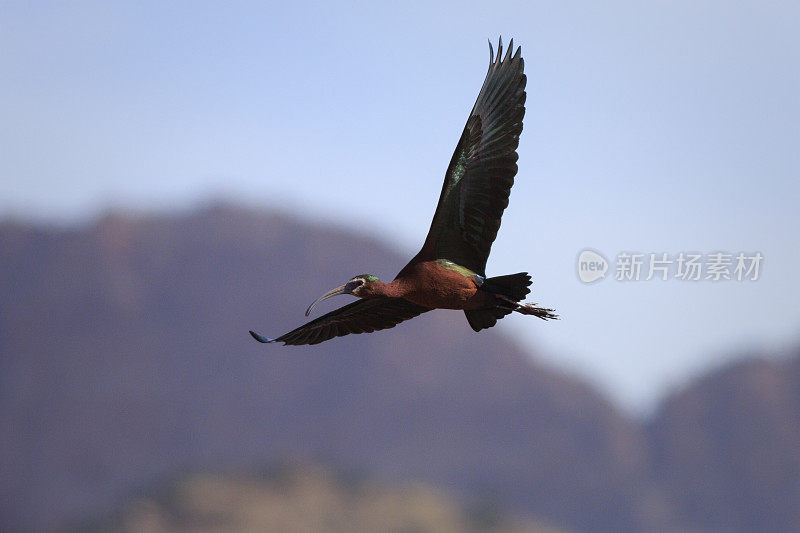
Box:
1;204;797;532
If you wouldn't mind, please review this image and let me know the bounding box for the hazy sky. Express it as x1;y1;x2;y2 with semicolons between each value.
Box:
2;1;798;413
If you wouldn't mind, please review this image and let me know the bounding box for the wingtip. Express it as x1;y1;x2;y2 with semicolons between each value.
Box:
249;330;277;343
490;37;522;64
498;36;503;62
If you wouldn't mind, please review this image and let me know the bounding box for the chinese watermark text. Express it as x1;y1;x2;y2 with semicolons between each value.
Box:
577;250;762;283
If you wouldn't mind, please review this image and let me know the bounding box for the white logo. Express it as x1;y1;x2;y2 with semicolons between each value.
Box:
577;250;608;283
576;250;762;283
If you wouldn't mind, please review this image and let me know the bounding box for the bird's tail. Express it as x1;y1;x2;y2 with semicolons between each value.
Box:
465;272;551;332
482;272;532;300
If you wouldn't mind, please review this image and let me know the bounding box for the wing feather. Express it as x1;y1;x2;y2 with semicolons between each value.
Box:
420;38;526;275
250;298;430;346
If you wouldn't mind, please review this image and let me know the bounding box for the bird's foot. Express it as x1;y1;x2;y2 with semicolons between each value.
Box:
514;302;559;320
495;294;558;320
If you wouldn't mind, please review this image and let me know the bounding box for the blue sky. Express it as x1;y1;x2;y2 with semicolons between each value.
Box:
2;1;799;413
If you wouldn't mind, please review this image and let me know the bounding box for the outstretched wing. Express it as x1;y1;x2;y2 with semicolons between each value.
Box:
250;298;430;346
420;38;526;276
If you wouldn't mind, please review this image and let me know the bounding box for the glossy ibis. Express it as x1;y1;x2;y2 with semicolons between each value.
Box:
250;38;557;346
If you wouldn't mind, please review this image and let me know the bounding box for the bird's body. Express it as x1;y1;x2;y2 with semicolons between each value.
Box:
250;38;557;346
373;258;489;310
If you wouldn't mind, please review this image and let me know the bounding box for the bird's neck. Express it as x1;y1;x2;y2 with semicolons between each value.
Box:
372;279;407;299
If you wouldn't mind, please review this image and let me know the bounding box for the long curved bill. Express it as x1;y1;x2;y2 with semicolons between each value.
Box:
305;284;349;317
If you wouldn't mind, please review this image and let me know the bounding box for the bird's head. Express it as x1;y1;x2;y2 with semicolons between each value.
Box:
305;274;381;316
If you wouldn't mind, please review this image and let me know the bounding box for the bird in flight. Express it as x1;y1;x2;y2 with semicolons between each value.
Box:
251;37;557;346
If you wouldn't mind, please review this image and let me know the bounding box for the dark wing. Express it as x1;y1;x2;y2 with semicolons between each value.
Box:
249;298;430;346
420;38;526;276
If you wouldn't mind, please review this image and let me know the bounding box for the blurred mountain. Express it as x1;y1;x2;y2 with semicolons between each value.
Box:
86;462;567;533
647;354;800;532
0;204;798;532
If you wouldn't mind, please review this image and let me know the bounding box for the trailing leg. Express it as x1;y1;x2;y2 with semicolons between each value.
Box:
464;272;556;331
495;294;559;320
